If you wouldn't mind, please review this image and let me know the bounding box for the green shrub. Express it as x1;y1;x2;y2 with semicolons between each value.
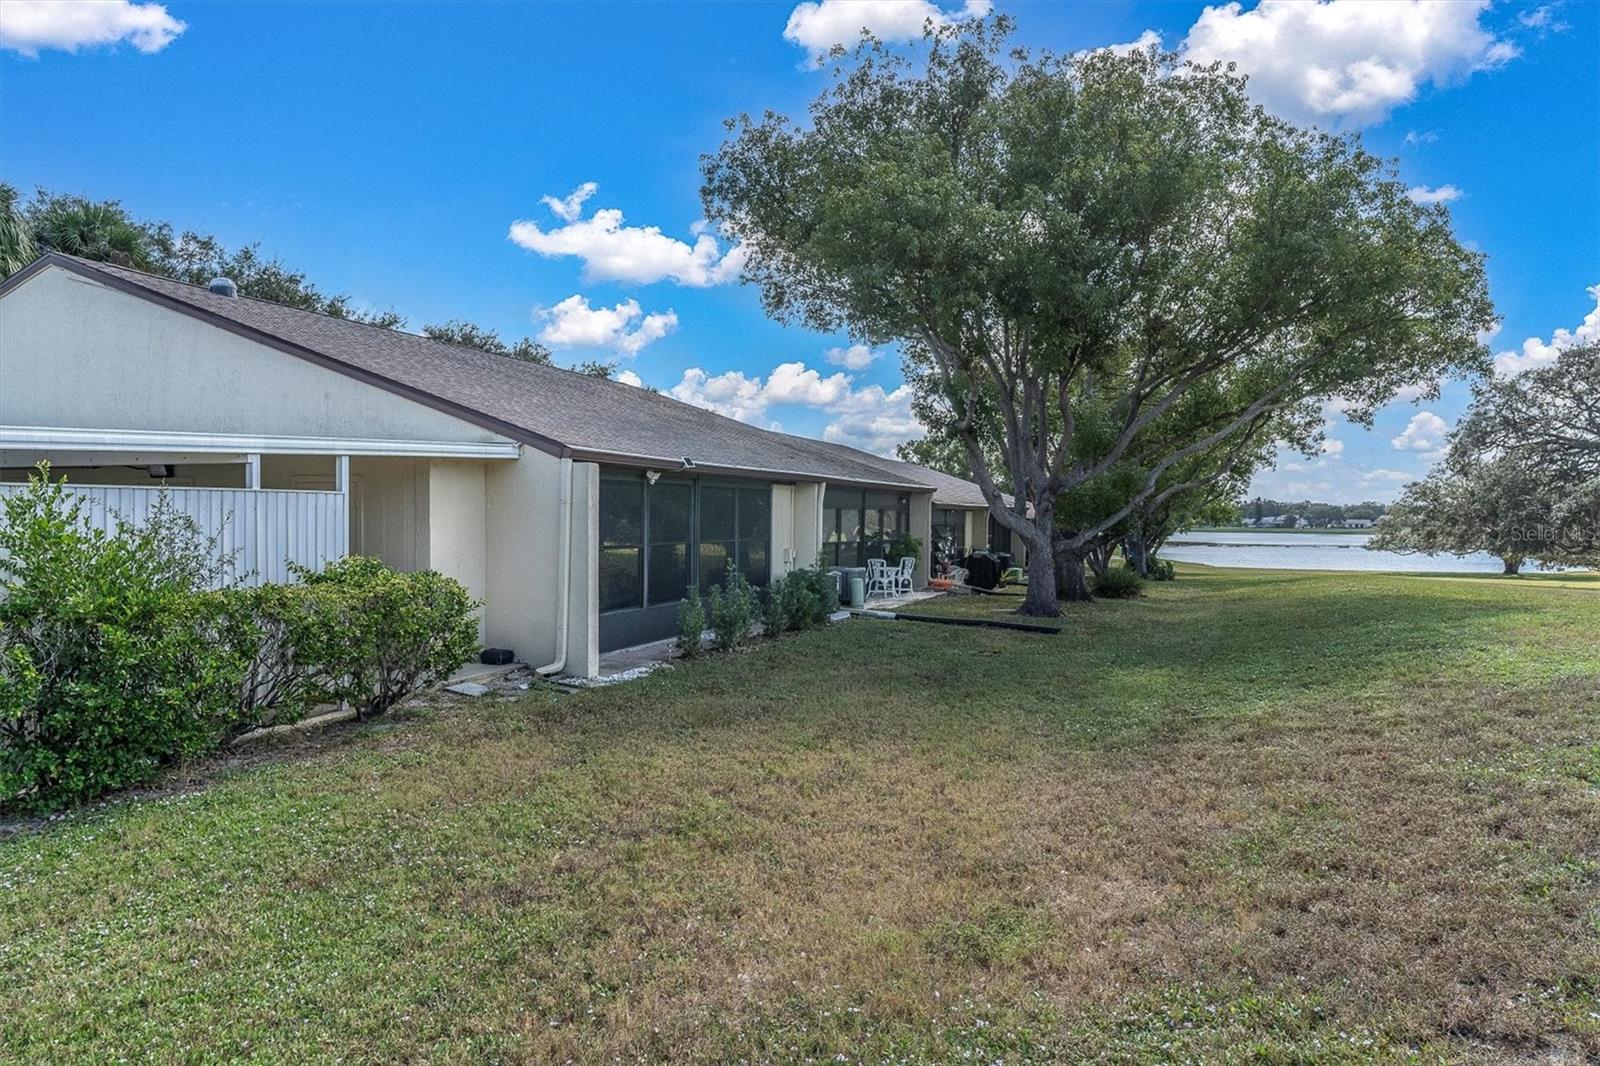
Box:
781;563;839;630
761;576;787;638
0;472;247;813
676;588;706;658
1147;557;1176;581
887;533;922;566
293;556;479;719
210;581;313;733
1092;565;1144;599
707;571;758;649
781;571;819;632
0;469;481;812
216;558;480;727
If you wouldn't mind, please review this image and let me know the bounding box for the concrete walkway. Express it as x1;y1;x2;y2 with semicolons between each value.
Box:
853;588;946;612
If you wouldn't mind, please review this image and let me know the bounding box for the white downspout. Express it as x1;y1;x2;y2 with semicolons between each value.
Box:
536;457;574;677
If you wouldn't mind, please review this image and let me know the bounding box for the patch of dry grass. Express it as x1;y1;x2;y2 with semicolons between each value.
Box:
1;567;1596;1062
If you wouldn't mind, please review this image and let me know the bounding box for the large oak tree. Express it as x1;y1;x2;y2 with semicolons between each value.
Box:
702;17;1492;614
1370;458;1561;575
1450;342;1600;565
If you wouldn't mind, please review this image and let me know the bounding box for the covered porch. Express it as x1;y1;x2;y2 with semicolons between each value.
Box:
0;426;519;593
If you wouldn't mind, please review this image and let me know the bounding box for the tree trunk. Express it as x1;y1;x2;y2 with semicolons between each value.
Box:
1053;534;1094;602
1086;540;1113;580
1123;534;1150;578
1501;555;1522;575
1020;530;1060;616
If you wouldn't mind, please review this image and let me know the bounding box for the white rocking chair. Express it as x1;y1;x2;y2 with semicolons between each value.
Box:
894;556;916;595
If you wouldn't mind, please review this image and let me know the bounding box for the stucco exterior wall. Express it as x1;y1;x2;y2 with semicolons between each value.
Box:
484;453;600;678
0;267;508;447
910;494;933;587
426;461;489;641
770;484;796;578
964;510;984;555
567;462;600;677
790;482;823;570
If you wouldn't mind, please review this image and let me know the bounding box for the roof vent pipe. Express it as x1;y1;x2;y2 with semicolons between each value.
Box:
207;277;238;298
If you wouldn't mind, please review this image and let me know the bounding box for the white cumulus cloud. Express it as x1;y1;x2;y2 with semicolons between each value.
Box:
509;183;745;287
666;359;925;456
822;383;922;455
1359;467;1417;486
1493;284;1600;377
1391;410;1451;453
1406;183;1463;205
1082;28;1165;58
669;361;853;421
668;367;771;423
784;0;991;63
537;294;677;357
824;344;882;370
1;0;185;56
1178;0;1519;127
540;181;598;223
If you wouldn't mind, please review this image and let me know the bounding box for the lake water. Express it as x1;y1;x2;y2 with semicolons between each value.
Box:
1161;530;1508;573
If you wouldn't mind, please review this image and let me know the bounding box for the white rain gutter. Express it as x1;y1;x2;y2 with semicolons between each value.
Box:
0;425;521;460
536;457;574;677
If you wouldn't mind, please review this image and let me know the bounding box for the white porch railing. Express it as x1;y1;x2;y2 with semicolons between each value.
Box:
0;483;348;587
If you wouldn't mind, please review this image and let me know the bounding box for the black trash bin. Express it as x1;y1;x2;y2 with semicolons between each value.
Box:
961;551;1002;590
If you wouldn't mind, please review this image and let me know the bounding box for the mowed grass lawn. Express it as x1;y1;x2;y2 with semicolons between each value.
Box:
3;568;1598;1063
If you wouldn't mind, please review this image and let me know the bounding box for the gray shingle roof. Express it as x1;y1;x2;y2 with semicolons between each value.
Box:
789;439;1000;508
28;253;995;503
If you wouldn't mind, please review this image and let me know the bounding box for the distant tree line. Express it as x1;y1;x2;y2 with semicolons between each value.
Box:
1236;498;1390;527
0;183;619;379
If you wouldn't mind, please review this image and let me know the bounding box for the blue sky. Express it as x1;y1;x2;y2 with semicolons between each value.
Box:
3;0;1596;502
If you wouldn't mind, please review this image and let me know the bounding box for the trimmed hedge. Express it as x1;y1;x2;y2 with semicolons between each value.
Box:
1;470;479;813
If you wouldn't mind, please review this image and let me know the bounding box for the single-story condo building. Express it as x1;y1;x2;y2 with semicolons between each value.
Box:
0;252;1016;676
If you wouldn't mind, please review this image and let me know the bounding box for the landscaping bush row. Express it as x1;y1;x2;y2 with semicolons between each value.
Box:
676;564;840;657
0;474;478;814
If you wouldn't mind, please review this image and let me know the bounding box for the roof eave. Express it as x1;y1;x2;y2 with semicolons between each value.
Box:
572;447;930;491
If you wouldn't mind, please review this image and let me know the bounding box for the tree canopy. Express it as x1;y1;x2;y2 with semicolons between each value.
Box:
702;17;1493;614
1370;458;1559;574
1;186;598;372
11;187;403;326
0;183;35;278
420;319;552;365
1448;342;1600;566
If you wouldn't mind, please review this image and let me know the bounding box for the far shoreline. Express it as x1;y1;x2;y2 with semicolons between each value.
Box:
1186;525;1371;535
